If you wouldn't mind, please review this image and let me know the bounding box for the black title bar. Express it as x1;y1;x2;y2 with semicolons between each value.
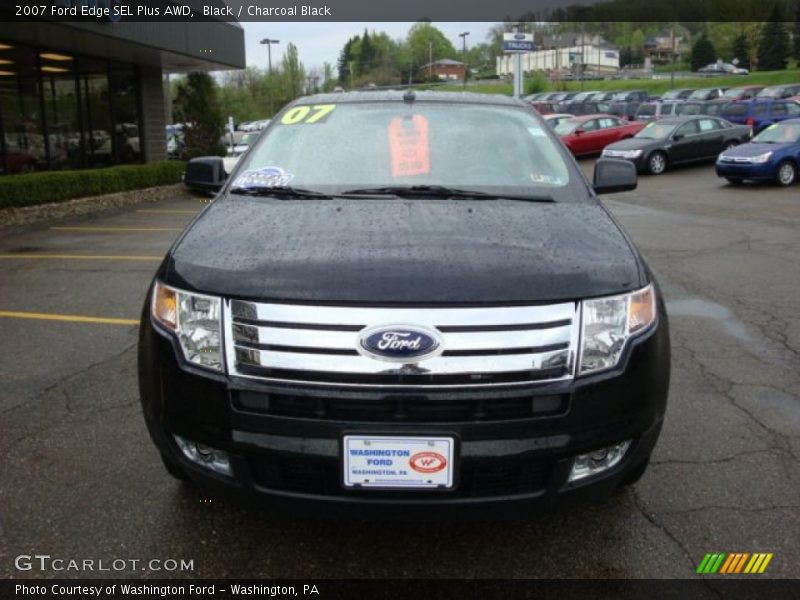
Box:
2;0;799;22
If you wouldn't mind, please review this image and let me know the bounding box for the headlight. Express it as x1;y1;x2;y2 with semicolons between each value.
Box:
750;152;772;164
152;281;222;371
579;284;656;375
602;149;642;159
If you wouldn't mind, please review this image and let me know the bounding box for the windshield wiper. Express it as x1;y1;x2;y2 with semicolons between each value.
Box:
342;185;555;203
229;185;334;199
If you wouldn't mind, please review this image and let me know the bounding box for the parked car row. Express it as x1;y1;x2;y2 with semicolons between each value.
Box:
543;105;798;186
528;84;800;123
597;115;800;186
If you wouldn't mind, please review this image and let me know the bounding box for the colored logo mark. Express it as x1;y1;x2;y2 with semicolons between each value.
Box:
696;552;773;574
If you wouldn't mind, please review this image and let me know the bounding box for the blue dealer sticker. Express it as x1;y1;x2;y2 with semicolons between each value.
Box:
233;166;294;188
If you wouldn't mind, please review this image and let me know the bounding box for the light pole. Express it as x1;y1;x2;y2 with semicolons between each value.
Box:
459;31;470;89
260;38;280;74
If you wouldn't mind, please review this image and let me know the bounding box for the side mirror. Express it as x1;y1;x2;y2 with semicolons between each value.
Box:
593;158;638;195
672;133;684;141
574;128;585;135
183;156;227;194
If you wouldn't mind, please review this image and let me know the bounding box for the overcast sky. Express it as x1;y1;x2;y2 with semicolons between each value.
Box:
240;22;495;72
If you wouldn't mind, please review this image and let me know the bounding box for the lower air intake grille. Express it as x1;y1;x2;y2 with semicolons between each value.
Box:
234;390;567;423
248;453;551;498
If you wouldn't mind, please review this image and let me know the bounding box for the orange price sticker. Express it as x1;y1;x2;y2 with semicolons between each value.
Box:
388;115;430;177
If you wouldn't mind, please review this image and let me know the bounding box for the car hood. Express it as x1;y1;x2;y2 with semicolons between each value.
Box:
165;196;645;304
723;142;794;157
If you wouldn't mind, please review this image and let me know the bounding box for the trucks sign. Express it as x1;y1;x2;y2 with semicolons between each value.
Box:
503;32;534;53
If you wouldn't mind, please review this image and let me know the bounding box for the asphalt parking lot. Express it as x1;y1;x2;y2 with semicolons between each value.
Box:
0;162;798;580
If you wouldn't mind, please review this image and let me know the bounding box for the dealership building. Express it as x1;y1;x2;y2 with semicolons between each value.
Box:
0;13;245;175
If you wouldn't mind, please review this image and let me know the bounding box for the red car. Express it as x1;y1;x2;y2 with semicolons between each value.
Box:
554;114;646;156
528;101;558;115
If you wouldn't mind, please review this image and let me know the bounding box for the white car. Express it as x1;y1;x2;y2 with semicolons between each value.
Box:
698;62;749;76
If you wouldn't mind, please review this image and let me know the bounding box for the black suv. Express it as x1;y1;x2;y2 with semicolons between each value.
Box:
139;91;671;518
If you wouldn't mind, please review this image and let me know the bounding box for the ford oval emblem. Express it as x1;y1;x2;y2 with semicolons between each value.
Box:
514;33;526;40
357;325;443;362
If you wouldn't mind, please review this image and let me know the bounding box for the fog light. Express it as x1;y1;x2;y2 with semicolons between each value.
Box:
174;435;232;476
569;440;631;482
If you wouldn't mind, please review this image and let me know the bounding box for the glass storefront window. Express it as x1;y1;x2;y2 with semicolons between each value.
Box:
0;45;46;174
0;42;143;175
41;51;82;170
78;58;112;168
109;64;141;164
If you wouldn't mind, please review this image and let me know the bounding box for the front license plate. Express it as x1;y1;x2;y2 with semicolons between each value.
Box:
342;435;455;489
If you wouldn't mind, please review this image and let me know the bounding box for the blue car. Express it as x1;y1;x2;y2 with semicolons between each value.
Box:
720;99;800;133
716;118;800;186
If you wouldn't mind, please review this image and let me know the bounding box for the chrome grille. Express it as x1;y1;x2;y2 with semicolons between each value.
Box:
224;300;580;388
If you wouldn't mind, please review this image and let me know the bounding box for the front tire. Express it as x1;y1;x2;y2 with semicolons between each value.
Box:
619;457;650;487
647;151;667;175
726;177;743;185
161;452;191;482
775;160;797;186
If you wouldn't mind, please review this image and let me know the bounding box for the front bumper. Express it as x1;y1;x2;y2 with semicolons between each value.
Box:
715;161;776;180
138;302;670;519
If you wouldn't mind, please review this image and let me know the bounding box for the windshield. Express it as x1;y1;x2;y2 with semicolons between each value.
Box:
637;104;657;116
553;119;580;135
233;101;578;200
636;121;675;139
688;90;710;99
757;88;781;98
752;122;800;143
661;90;681;100
612;92;631;101
723;88;746;98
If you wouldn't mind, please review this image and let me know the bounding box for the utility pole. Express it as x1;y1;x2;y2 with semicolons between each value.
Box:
459;31;470;89
429;41;433;80
669;0;678;90
580;22;585;91
260;38;280;74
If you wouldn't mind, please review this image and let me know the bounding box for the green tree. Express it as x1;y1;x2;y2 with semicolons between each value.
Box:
404;22;458;74
794;5;800;61
337;35;358;85
690;31;717;71
360;29;376;72
174;72;225;158
321;62;336;92
731;32;751;70
630;29;646;63
281;42;305;98
792;3;800;62
757;5;789;70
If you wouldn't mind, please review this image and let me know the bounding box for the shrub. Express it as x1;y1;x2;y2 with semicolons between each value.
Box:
0;161;186;209
524;72;548;96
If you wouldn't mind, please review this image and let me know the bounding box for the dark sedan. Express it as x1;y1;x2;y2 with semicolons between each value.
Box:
602;116;752;174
